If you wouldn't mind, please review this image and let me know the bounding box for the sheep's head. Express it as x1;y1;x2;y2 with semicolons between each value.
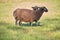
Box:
32;6;40;11
40;6;48;12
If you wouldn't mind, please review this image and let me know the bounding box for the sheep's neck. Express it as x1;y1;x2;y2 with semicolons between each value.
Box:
35;9;44;20
38;10;44;16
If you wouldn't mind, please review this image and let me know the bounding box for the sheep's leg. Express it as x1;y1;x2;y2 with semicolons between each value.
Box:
15;19;18;25
15;17;18;25
35;21;38;26
30;22;32;26
19;20;22;26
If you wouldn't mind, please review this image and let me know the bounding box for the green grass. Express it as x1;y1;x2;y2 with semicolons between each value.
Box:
0;0;60;40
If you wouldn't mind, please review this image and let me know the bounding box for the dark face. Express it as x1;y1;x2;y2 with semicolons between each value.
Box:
41;7;48;12
32;6;39;11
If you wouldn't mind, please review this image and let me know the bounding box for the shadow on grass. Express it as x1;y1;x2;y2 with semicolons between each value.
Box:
0;21;44;31
0;21;43;27
20;22;43;27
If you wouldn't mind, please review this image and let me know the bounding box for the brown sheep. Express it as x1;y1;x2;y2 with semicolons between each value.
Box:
13;6;48;26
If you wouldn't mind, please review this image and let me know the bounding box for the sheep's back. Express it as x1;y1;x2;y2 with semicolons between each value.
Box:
18;9;36;22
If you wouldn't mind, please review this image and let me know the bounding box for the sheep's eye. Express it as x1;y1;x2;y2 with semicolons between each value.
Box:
42;8;44;10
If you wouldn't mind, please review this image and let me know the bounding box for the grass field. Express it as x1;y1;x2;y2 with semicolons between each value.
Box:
0;0;60;40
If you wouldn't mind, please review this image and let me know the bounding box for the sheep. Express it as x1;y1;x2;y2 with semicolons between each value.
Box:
13;6;48;26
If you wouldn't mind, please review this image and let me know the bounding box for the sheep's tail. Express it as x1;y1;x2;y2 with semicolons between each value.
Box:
13;10;18;20
13;10;16;17
13;13;17;20
13;8;20;20
13;8;20;17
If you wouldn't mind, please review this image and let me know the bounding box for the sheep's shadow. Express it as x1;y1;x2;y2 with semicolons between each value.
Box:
20;22;43;26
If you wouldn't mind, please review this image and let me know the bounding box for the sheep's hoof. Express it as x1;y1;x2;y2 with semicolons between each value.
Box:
30;23;32;26
19;23;22;26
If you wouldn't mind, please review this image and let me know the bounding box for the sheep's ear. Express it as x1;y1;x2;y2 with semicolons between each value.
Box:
38;7;41;8
32;7;34;8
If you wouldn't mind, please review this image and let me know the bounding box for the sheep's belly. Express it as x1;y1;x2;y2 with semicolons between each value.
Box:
21;16;35;22
21;16;30;22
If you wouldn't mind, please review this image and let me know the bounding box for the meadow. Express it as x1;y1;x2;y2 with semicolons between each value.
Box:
0;0;60;40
